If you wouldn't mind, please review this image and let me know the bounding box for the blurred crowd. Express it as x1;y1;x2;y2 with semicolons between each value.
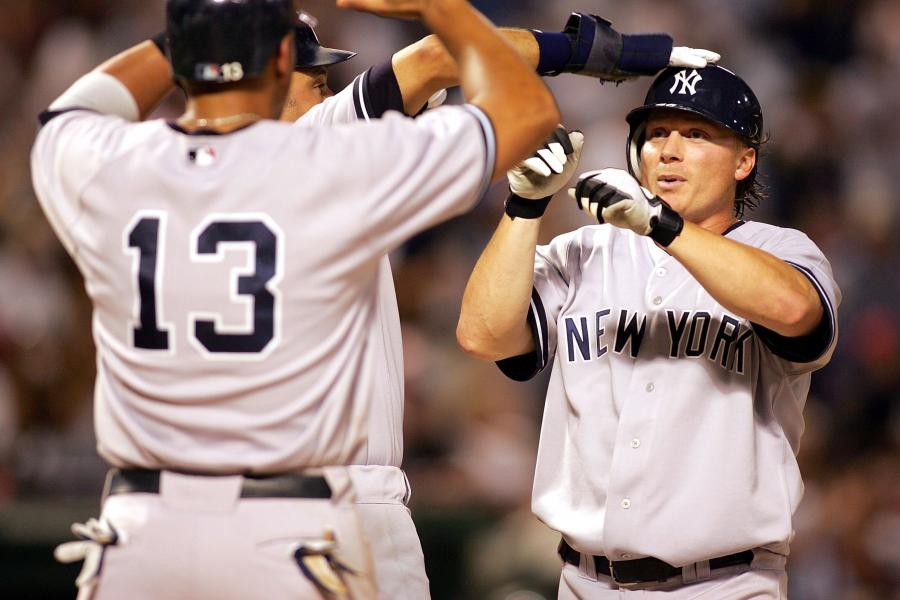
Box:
0;1;898;599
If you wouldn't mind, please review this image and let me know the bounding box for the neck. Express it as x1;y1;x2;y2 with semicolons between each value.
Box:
180;88;279;133
694;210;739;235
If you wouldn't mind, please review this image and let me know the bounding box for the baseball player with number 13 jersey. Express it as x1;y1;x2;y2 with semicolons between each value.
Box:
30;0;562;597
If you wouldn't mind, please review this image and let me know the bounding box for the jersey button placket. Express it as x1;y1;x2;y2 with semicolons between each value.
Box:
646;251;676;309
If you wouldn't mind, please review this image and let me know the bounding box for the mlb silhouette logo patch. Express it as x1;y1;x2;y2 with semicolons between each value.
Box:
188;146;217;167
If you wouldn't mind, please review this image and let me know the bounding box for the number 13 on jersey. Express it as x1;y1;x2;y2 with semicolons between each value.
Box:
124;211;283;359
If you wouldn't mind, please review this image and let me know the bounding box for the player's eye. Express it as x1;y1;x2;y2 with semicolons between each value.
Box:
688;129;709;140
647;128;667;139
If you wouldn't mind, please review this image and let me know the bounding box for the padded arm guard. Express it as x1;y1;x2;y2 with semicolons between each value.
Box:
561;13;673;81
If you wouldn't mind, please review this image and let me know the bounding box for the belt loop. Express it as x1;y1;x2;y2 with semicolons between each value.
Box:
101;468;117;502
579;551;597;580
681;561;698;584
695;559;711;581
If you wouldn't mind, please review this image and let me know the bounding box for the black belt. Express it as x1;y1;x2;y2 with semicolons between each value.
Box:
104;468;332;499
558;539;753;586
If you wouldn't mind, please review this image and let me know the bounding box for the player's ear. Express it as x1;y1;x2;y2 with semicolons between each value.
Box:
274;33;294;81
734;145;756;182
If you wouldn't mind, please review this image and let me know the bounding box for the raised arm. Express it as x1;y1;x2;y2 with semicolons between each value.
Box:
48;39;172;121
392;13;720;117
458;127;584;360
391;29;538;115
457;207;543;360
340;0;559;177
420;0;559;177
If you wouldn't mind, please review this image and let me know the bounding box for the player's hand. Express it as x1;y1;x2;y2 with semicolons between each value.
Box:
556;13;719;81
669;47;720;69
569;168;684;246
508;126;584;200
335;0;424;19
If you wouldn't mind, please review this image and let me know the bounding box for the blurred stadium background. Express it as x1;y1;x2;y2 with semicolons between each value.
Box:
0;1;897;598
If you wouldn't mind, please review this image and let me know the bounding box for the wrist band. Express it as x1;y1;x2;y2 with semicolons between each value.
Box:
648;199;684;246
505;193;552;220
530;30;574;76
619;34;673;74
151;32;167;55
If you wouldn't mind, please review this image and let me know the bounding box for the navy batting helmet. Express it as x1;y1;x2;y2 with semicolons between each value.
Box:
625;65;763;181
166;0;294;84
294;22;356;69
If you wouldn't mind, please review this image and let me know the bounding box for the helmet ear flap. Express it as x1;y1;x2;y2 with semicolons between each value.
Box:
627;120;646;182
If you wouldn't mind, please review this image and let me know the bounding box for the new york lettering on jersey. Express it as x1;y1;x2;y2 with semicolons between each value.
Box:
561;306;754;373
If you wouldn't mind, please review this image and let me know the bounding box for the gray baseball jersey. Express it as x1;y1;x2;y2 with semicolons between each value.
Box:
296;65;408;471
291;65;439;600
31;99;494;475
498;221;840;566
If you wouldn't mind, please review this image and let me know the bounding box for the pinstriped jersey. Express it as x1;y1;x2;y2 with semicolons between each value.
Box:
499;221;840;566
31;99;494;474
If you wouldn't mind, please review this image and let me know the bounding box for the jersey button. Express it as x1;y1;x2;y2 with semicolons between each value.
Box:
652;296;662;305
645;383;655;392
630;437;641;449
656;267;668;277
621;498;631;509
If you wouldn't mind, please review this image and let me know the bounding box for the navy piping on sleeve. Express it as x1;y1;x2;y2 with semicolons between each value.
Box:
355;61;405;119
496;287;549;382
460;104;496;204
752;262;836;363
532;287;549;368
38;107;96;126
352;71;369;121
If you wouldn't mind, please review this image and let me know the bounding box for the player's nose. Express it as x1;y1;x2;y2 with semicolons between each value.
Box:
660;131;684;162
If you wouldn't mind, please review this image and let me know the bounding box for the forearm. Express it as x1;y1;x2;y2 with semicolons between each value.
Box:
667;222;823;336
49;40;173;121
392;29;539;115
97;40;174;119
457;215;540;360
421;0;558;177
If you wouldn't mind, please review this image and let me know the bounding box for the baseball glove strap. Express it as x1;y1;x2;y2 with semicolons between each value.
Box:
505;193;552;219
648;198;684;247
104;468;332;499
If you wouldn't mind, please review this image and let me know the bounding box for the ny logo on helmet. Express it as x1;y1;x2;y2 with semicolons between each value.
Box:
669;69;702;95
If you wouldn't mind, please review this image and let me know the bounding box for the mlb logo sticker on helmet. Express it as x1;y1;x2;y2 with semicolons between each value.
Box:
194;62;245;83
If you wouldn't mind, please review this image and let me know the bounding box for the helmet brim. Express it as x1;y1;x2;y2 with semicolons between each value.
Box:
626;103;751;143
295;47;356;69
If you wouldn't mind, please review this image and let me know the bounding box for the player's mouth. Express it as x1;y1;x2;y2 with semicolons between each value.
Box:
656;173;686;191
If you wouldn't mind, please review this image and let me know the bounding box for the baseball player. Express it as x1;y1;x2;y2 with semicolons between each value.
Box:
274;13;722;600
457;66;841;597
30;0;563;597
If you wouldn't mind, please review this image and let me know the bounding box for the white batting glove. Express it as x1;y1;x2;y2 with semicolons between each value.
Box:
669;47;720;68
569;168;684;246
508;127;585;200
